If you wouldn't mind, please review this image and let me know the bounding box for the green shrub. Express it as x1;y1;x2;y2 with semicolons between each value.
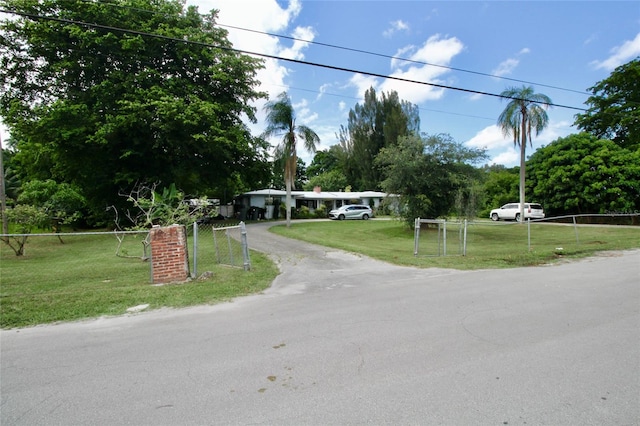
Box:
298;205;311;219
314;204;327;218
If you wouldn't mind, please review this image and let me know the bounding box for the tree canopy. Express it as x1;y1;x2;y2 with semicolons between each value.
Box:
375;133;486;224
574;58;640;151
337;87;420;191
527;133;640;215
478;165;519;216
0;0;267;219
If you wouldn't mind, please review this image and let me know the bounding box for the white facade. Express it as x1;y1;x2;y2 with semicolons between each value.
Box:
235;188;398;219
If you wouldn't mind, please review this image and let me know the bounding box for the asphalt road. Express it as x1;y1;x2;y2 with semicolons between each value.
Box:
2;221;639;425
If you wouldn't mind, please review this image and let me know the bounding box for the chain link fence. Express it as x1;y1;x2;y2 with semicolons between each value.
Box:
414;213;640;257
188;221;250;278
2;222;252;286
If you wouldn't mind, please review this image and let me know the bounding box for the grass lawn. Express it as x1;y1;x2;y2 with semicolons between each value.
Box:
2;219;638;329
0;232;278;329
270;219;640;269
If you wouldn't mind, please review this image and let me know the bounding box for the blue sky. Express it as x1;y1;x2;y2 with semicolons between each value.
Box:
190;0;640;167
2;1;638;168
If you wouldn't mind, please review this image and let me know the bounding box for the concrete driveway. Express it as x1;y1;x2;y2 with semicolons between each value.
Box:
2;221;639;425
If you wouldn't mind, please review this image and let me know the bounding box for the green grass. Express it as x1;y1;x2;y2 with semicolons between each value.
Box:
0;232;278;329
2;219;639;328
270;219;640;269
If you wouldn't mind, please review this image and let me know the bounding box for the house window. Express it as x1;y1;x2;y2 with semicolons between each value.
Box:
296;199;317;209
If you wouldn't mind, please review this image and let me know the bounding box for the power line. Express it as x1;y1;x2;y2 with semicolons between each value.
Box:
80;0;589;96
273;83;497;121
0;7;587;112
217;23;590;96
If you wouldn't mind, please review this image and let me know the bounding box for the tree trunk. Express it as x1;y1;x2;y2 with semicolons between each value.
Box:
285;179;292;228
519;113;527;223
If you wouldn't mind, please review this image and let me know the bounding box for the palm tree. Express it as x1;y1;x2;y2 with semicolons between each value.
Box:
262;92;320;227
498;86;551;222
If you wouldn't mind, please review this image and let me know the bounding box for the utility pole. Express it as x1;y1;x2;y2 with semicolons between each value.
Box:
0;132;7;239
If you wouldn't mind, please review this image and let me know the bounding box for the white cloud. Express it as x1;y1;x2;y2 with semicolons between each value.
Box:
383;20;410;38
591;32;640;70
199;0;301;33
491;48;529;77
188;0;313;141
584;33;598;46
375;34;464;104
402;34;464;66
190;0;311;98
316;83;332;101
465;125;510;150
279;26;315;60
349;73;380;96
390;45;416;69
492;58;519;77
466;120;573;166
292;98;318;124
491;149;519;167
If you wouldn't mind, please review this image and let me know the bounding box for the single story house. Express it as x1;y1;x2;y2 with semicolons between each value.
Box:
234;187;399;219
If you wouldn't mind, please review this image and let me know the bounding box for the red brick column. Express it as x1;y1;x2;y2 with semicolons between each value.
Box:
150;225;190;284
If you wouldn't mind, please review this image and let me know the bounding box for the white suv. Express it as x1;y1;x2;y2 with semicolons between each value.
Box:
490;203;545;222
328;205;373;220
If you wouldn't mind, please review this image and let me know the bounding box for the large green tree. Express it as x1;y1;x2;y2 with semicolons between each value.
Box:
18;179;86;230
304;147;347;192
0;0;267;220
375;133;486;225
271;157;308;192
262;92;319;227
498;85;551;222
527;133;640;215
306;149;340;179
337;87;420;191
478;164;519;217
574;58;639;151
303;170;348;192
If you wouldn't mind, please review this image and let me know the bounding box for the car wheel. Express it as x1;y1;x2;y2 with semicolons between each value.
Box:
491;213;499;221
338;214;345;220
515;213;521;222
362;214;369;220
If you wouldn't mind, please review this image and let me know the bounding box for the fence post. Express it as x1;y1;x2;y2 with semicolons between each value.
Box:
414;218;420;256
149;224;190;284
463;219;467;256
240;221;251;271
192;221;198;278
527;218;531;251
443;219;447;256
573;215;580;245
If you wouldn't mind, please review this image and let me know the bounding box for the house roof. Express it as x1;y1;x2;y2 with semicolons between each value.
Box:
241;189;397;199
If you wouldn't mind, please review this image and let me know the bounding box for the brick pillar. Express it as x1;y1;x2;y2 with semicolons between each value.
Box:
150;224;190;284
